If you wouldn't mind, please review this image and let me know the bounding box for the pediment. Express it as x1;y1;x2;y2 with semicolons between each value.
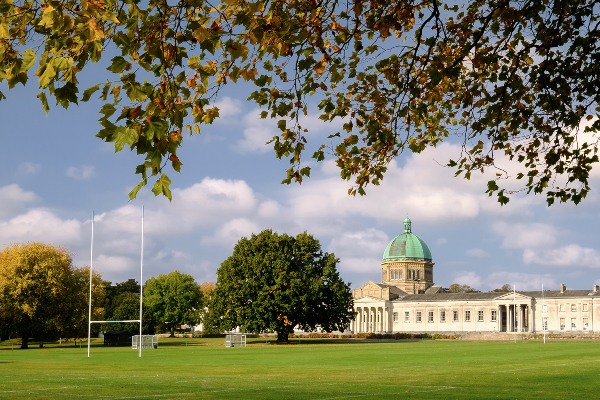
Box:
495;292;532;301
360;280;383;290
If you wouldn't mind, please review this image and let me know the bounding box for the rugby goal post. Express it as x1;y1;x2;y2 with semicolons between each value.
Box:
87;207;145;358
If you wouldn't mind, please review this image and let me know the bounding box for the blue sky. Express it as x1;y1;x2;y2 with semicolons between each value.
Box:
1;79;600;293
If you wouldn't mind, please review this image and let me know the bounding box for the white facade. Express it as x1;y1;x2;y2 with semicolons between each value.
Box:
352;283;600;335
352;220;600;335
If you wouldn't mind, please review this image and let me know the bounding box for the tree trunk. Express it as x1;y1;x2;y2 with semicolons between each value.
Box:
277;331;289;342
20;335;28;349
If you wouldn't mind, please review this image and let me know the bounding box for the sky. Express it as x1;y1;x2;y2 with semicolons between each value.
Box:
2;76;600;293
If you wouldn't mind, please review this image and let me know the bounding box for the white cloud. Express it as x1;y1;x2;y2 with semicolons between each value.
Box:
201;218;261;248
466;248;489;258
282;143;492;226
214;96;242;120
0;184;39;220
0;209;82;245
139;177;259;235
485;271;556;292
492;221;558;250
330;229;388;276
66;165;95;180
93;254;134;273
235;110;278;153
451;271;483;288
256;199;281;219
17;162;41;175
329;228;388;257
523;245;600;269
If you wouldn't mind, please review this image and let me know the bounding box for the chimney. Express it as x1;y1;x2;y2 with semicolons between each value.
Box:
593;285;600;293
560;283;567;293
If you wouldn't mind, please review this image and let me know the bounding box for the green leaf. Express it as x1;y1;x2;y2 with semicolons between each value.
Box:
21;49;36;73
37;60;56;88
54;82;78;108
114;126;139;152
37;92;49;113
82;84;101;102
107;56;131;74
152;174;172;200
128;180;146;200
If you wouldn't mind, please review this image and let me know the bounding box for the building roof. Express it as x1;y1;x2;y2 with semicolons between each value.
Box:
383;217;432;262
392;290;600;302
521;290;598;298
398;292;503;302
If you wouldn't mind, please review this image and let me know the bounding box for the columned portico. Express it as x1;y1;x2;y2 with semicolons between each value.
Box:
498;303;530;332
354;304;390;333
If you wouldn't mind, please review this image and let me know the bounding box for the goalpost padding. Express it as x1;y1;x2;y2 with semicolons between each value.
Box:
132;335;158;349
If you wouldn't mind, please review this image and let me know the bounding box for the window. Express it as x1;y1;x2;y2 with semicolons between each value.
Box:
559;304;565;312
453;310;459;322
465;310;471;322
542;304;548;313
571;318;577;330
543;318;548;331
391;269;402;280
583;318;589;330
478;310;484;322
571;304;577;312
440;311;446;323
491;310;497;322
404;311;410;322
560;318;565;330
428;311;434;323
416;311;422;322
583;304;589;312
393;312;398;322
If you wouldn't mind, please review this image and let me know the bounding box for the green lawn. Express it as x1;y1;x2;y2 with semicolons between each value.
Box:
1;337;599;399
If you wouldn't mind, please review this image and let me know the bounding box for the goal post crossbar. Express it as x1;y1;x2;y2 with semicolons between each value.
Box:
90;320;141;324
88;207;144;358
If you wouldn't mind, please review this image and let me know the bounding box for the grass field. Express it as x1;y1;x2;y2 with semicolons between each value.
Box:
1;337;599;399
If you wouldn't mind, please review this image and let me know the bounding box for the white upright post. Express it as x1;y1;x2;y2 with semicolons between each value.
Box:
139;206;144;358
87;212;94;358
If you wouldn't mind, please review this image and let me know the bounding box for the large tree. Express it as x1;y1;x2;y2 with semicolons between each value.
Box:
71;266;106;343
143;271;203;336
0;243;89;348
447;283;480;293
207;230;354;342
1;0;598;204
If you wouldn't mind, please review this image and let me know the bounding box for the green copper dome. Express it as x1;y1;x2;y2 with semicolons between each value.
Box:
383;217;432;261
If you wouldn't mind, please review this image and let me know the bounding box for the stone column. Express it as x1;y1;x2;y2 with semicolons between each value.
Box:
384;307;389;333
498;306;503;332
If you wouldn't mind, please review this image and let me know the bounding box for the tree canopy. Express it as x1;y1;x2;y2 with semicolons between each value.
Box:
492;283;514;292
207;230;354;341
143;270;204;336
101;279;141;333
1;0;598;204
0;243;92;348
447;283;480;293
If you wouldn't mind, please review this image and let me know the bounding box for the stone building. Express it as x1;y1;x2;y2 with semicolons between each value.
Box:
351;218;600;334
